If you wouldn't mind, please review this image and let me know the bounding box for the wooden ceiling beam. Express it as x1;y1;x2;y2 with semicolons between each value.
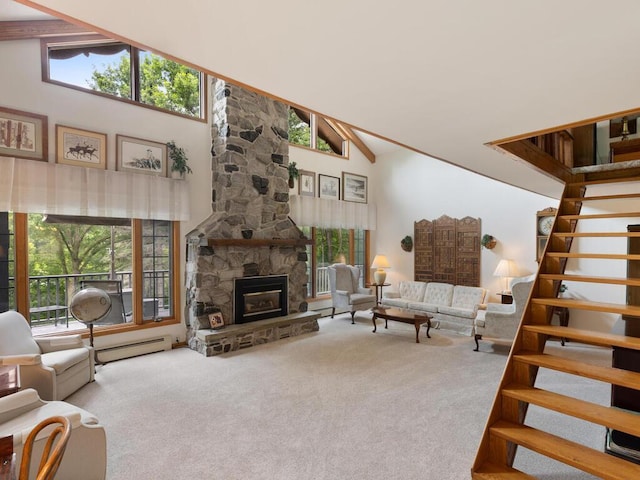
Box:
331;121;376;164
0;20;91;41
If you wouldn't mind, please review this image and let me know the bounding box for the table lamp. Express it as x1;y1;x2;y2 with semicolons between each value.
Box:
494;259;517;293
371;254;390;284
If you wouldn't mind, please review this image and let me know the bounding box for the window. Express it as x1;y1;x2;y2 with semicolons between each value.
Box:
288;107;348;156
0;212;15;312
303;226;369;298
43;36;205;120
1;212;178;335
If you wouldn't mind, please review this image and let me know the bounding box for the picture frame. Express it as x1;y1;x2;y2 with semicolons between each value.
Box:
208;312;225;330
0;106;48;162
116;134;167;176
298;170;316;197
56;125;107;169
318;174;340;200
342;172;368;203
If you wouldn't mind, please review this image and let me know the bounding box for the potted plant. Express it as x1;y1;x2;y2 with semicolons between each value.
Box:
287;161;299;188
166;140;192;178
481;234;497;249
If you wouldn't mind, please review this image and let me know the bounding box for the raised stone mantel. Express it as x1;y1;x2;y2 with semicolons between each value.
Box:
208;238;313;247
192;311;320;356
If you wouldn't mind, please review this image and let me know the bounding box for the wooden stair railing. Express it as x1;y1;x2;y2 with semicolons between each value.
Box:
471;173;640;479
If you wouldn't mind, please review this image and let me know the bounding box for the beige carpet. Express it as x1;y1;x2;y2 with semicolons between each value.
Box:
66;313;612;479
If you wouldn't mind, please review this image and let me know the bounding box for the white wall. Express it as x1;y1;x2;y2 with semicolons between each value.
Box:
369;149;555;303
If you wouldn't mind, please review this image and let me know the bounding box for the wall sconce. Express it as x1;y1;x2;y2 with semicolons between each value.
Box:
494;259;518;293
371;254;391;285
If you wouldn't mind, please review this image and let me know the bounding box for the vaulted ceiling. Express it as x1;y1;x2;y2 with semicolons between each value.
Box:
9;1;640;198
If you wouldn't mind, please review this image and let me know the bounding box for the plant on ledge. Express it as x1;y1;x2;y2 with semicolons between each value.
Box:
167;140;192;178
287;161;299;188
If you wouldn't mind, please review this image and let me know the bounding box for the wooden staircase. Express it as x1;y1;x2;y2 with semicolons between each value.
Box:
471;173;640;478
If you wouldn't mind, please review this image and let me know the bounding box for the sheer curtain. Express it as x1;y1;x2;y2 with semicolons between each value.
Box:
0;156;190;221
289;195;376;230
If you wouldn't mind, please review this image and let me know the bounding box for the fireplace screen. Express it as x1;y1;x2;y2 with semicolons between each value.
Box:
234;275;288;324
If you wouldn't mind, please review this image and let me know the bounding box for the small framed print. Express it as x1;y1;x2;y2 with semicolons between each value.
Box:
56;125;107;169
318;174;340;200
208;312;225;330
298;170;316;197
0;106;48;162
116;134;167;176
342;172;368;203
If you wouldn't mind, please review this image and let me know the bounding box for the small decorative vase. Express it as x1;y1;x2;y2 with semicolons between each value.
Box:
288;176;295;188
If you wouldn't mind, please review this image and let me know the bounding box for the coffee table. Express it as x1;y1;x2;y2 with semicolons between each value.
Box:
372;307;431;343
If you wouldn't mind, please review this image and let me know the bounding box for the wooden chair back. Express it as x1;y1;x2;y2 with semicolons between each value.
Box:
19;416;71;480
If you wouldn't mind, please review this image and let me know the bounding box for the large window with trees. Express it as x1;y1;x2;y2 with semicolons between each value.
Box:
0;212;179;336
43;36;205;120
302;226;369;298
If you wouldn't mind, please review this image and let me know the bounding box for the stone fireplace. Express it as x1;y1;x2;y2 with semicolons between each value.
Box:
185;79;319;356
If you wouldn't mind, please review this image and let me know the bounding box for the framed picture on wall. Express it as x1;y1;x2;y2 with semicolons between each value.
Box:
298;170;316;197
56;125;107;169
208;312;225;330
318;174;340;200
116;134;167;176
0;106;48;162
342;172;367;203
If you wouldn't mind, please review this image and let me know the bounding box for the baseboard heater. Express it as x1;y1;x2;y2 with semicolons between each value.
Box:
95;335;172;363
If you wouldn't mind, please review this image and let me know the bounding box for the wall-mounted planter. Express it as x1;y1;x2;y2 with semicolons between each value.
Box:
481;234;497;249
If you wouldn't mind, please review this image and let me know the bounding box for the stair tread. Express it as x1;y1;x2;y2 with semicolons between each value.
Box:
559;212;640;220
490;420;640;479
545;252;640;260
539;273;640;286
552;231;640;237
530;297;640;316
472;462;536;479
514;352;640;389
502;384;640;437
564;193;640;202
569;175;640;186
523;325;640;350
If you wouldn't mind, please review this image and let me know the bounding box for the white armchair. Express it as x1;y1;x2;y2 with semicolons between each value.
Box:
0;388;106;480
0;310;94;400
328;264;376;324
473;277;534;351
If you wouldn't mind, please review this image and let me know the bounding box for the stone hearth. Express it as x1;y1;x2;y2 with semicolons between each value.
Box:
185;79;316;356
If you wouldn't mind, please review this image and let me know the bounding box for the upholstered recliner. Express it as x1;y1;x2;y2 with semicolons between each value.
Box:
0;388;106;480
0;310;94;400
473;276;534;351
328;264;376;324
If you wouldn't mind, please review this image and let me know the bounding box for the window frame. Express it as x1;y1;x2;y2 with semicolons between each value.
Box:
288;106;349;158
41;35;207;123
8;213;181;338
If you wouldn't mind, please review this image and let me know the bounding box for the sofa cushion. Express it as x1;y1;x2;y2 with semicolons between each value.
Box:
423;283;454;306
42;348;90;375
407;302;439;313
383;298;409;309
397;281;427;302
437;305;477;319
451;285;486;310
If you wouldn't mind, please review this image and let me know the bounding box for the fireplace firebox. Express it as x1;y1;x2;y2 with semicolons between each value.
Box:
234;275;288;324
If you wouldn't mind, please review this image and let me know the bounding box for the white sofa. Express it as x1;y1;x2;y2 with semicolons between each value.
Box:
0;388;107;480
382;281;486;335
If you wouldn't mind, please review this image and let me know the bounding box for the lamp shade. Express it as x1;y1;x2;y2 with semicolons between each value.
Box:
493;259;518;293
371;254;390;284
493;259;517;278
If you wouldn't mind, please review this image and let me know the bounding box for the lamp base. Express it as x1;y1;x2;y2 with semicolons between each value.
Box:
374;270;387;285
